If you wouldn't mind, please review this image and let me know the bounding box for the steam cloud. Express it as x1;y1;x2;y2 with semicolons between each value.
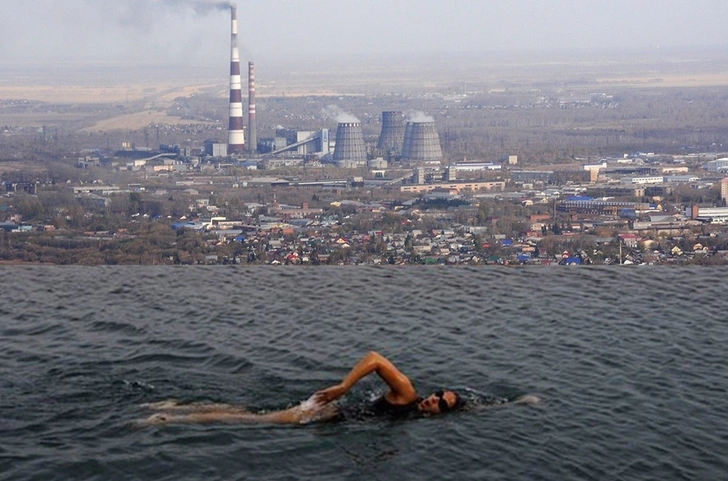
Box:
321;105;360;124
406;110;435;123
160;0;232;14
111;0;232;28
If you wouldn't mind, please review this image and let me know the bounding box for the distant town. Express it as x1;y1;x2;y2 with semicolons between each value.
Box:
2;136;728;266
2;37;728;266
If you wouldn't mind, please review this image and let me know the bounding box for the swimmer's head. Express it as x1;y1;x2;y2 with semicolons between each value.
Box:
418;389;464;415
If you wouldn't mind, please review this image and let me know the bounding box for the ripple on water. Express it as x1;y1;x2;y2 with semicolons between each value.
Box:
1;266;728;481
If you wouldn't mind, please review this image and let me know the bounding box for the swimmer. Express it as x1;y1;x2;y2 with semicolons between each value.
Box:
313;350;464;418
138;351;538;426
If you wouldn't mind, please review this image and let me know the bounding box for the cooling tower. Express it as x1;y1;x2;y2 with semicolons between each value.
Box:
247;61;257;153
332;122;367;163
377;111;405;153
401;121;442;162
227;4;245;154
401;121;413;159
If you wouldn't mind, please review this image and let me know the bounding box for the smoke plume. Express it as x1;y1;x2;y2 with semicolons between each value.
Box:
163;0;232;15
161;0;232;14
111;0;232;28
321;105;360;124
406;110;435;123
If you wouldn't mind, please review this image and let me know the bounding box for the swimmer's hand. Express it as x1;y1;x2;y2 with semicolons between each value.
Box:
314;383;348;404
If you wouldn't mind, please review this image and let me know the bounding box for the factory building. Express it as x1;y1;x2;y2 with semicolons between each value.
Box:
704;158;728;172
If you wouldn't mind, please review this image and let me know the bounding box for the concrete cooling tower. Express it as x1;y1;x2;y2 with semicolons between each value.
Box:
332;122;367;164
401;121;413;159
401;121;443;162
377;111;405;154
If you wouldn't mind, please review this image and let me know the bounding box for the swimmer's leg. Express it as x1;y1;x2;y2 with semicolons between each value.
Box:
135;396;341;426
141;400;249;413
136;411;261;426
249;401;340;424
154;401;341;425
467;394;541;414
131;412;180;428
140;400;183;410
138;412;177;425
513;394;541;405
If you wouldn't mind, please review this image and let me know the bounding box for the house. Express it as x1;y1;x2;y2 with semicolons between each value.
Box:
618;233;640;248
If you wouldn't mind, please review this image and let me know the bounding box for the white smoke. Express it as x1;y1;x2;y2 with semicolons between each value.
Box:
160;0;232;14
321;105;360;124
111;0;231;28
406;110;435;123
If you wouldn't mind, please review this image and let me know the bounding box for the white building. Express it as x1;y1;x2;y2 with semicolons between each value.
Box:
704;158;728;173
622;176;664;185
664;175;700;183
689;206;728;223
453;162;501;171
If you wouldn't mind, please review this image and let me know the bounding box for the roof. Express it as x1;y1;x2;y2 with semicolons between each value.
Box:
565;195;594;202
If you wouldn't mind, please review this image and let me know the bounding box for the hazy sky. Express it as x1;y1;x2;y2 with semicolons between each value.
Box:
2;0;727;68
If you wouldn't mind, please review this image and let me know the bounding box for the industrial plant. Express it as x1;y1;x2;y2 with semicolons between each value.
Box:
34;2;503;192
214;4;444;172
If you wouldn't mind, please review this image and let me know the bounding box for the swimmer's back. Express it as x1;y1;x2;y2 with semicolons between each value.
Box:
337;396;420;422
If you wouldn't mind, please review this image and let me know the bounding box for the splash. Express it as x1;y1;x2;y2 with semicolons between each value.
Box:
295;394;333;424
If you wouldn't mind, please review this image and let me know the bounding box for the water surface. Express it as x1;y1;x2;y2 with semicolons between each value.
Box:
1;266;727;480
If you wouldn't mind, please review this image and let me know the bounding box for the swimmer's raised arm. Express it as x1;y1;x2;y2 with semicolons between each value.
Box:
315;351;418;405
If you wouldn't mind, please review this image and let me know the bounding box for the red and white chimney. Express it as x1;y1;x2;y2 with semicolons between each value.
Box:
227;4;245;154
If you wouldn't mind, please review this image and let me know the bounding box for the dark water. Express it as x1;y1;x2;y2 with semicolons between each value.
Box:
1;266;727;481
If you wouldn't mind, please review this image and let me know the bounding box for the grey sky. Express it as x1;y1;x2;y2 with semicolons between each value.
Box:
2;0;727;68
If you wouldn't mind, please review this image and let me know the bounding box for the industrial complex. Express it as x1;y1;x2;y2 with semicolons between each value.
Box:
2;4;728;266
203;5;444;171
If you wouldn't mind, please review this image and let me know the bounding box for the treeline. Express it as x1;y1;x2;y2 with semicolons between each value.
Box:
0;224;230;265
3;85;727;166
438;87;728;162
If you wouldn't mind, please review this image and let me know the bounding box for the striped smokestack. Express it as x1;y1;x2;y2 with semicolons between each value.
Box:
227;4;245;154
248;61;257;153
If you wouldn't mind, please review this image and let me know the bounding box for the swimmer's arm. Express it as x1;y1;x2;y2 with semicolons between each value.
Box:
315;351;418;405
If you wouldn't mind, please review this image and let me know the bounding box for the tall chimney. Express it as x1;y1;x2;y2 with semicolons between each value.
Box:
227;4;245;154
248;61;257;153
